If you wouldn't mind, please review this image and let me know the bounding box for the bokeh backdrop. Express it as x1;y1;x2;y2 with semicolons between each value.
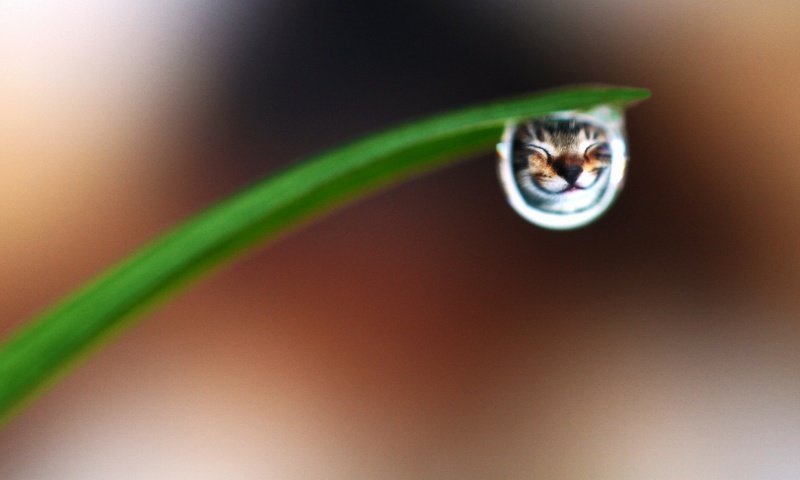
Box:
2;1;800;478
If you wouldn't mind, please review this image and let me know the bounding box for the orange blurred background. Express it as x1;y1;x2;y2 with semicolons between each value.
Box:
2;1;800;478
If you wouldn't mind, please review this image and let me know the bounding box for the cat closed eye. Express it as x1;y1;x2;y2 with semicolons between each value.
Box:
526;147;550;164
586;143;612;161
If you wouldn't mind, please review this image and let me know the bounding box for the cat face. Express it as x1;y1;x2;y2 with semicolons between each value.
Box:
511;118;613;214
496;106;629;230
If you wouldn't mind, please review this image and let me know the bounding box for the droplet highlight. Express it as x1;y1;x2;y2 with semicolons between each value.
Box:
496;105;629;230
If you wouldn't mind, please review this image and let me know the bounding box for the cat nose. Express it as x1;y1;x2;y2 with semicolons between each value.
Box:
556;165;582;185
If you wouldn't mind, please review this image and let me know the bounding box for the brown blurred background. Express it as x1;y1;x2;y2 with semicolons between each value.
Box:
2;1;800;478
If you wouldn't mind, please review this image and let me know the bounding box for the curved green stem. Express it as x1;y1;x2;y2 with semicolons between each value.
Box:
0;85;649;425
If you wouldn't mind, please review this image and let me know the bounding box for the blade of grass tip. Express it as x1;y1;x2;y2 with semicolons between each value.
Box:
0;85;650;424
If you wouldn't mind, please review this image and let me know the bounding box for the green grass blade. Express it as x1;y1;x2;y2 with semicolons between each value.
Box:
0;85;650;424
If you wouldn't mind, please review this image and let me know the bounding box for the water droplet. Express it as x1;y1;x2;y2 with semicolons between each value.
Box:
496;105;629;230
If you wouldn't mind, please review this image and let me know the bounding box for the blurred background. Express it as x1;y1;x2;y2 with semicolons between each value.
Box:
2;0;800;478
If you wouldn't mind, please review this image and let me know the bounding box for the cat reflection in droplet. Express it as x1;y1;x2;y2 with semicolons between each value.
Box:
497;106;628;230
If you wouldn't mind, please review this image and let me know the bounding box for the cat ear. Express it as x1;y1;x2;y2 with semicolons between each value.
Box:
585;142;612;162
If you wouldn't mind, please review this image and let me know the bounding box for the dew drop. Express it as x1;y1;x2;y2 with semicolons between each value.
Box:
496;105;629;230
